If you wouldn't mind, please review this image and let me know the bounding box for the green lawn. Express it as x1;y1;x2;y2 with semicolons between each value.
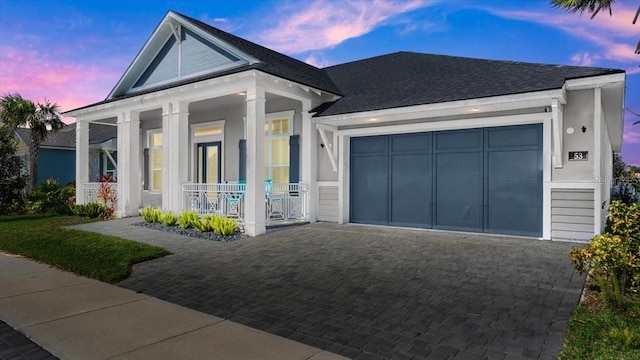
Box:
560;295;640;359
0;214;170;283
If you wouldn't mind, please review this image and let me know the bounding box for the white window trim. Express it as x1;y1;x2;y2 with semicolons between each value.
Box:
147;129;163;193
102;151;117;179
191;120;225;183
264;111;294;182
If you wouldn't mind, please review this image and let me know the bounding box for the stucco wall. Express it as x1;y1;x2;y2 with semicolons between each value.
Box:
552;89;595;182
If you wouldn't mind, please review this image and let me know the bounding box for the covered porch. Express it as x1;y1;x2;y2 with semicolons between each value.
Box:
72;70;334;236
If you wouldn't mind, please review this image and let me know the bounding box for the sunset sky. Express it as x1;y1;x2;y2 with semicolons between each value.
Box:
1;0;638;165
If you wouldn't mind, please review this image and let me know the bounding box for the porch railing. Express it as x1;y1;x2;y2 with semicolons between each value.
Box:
182;182;308;224
182;183;247;221
266;183;308;224
82;182;117;204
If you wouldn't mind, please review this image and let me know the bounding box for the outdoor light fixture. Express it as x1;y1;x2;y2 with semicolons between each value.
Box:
582;126;587;133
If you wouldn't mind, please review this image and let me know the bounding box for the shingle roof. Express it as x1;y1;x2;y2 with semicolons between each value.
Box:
314;52;624;117
15;123;116;149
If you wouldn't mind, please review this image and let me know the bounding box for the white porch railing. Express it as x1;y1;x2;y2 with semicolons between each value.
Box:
182;182;309;224
182;183;246;221
265;183;309;224
82;182;117;204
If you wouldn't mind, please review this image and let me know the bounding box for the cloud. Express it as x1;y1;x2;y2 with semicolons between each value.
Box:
253;0;431;54
623;129;640;144
0;46;122;115
487;4;639;70
570;52;599;66
304;53;332;67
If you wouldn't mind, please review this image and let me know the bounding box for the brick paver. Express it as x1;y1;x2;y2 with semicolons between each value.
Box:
0;320;58;360
72;218;584;360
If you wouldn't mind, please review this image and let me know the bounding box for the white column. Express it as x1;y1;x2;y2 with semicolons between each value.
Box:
162;102;189;213
593;87;603;235
116;110;141;216
301;99;317;222
337;134;349;224
75;119;89;204
162;104;171;211
245;85;266;236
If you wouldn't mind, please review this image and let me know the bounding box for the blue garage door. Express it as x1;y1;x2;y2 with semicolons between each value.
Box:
350;124;542;237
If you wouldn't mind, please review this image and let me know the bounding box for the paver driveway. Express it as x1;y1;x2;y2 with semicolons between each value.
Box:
73;219;584;360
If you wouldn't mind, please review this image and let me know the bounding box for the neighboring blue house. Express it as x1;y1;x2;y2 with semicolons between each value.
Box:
15;123;117;186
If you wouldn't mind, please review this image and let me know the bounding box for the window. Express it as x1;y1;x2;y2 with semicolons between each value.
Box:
103;151;117;178
149;131;163;191
264;113;292;183
18;154;28;176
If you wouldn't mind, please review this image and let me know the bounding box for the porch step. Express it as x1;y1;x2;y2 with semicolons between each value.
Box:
266;221;310;233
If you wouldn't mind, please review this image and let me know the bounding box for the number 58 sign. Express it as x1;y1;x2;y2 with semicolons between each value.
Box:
569;151;588;161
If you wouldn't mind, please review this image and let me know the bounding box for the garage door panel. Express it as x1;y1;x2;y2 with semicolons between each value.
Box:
391;133;432;152
487;126;539;148
390;153;432;227
486;131;542;236
350;154;388;224
436;152;483;231
435;130;482;151
488;150;540;177
351;136;387;155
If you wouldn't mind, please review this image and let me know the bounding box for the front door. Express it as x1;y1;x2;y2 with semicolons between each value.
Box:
196;142;221;183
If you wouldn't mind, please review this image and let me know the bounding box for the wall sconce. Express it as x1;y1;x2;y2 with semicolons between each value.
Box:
582;126;587;133
320;143;325;148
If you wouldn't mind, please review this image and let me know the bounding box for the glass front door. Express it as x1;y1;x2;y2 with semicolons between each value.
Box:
196;142;221;183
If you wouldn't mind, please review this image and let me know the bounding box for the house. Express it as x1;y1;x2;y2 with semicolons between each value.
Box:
64;10;626;241
15;123;117;185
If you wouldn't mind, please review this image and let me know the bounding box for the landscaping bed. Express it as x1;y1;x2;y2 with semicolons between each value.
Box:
132;221;245;242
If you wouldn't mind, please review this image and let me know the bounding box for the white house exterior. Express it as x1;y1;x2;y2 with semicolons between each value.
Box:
64;11;626;241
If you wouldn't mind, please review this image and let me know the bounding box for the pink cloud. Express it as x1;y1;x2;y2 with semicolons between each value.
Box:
305;53;332;67
623;129;640;144
488;5;639;69
0;46;123;117
254;0;431;54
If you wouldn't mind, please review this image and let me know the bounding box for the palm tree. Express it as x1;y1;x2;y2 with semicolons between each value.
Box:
0;93;64;192
550;0;640;54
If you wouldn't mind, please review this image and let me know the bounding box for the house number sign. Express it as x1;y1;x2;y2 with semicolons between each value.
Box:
569;151;588;161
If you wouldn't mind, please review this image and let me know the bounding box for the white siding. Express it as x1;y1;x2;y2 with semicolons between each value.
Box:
551;189;594;242
181;29;238;76
142;191;162;209
135;36;179;88
318;184;339;222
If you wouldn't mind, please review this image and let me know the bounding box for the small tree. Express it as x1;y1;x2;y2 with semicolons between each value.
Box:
0;127;27;214
0;93;64;193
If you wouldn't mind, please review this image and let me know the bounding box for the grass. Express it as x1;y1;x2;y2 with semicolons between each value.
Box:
0;214;170;283
560;287;640;360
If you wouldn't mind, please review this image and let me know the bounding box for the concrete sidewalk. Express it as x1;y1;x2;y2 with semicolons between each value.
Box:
0;253;346;360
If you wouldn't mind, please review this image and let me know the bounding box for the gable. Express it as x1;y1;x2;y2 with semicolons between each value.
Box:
108;11;256;99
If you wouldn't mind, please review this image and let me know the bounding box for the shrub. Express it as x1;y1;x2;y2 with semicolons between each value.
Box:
192;215;213;232
70;202;108;218
569;201;640;307
178;211;199;229
96;174;117;219
210;216;238;236
140;206;163;223
0;127;27;215
27;178;75;214
160;212;178;226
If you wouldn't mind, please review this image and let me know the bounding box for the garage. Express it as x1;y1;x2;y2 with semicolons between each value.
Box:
350;124;543;237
